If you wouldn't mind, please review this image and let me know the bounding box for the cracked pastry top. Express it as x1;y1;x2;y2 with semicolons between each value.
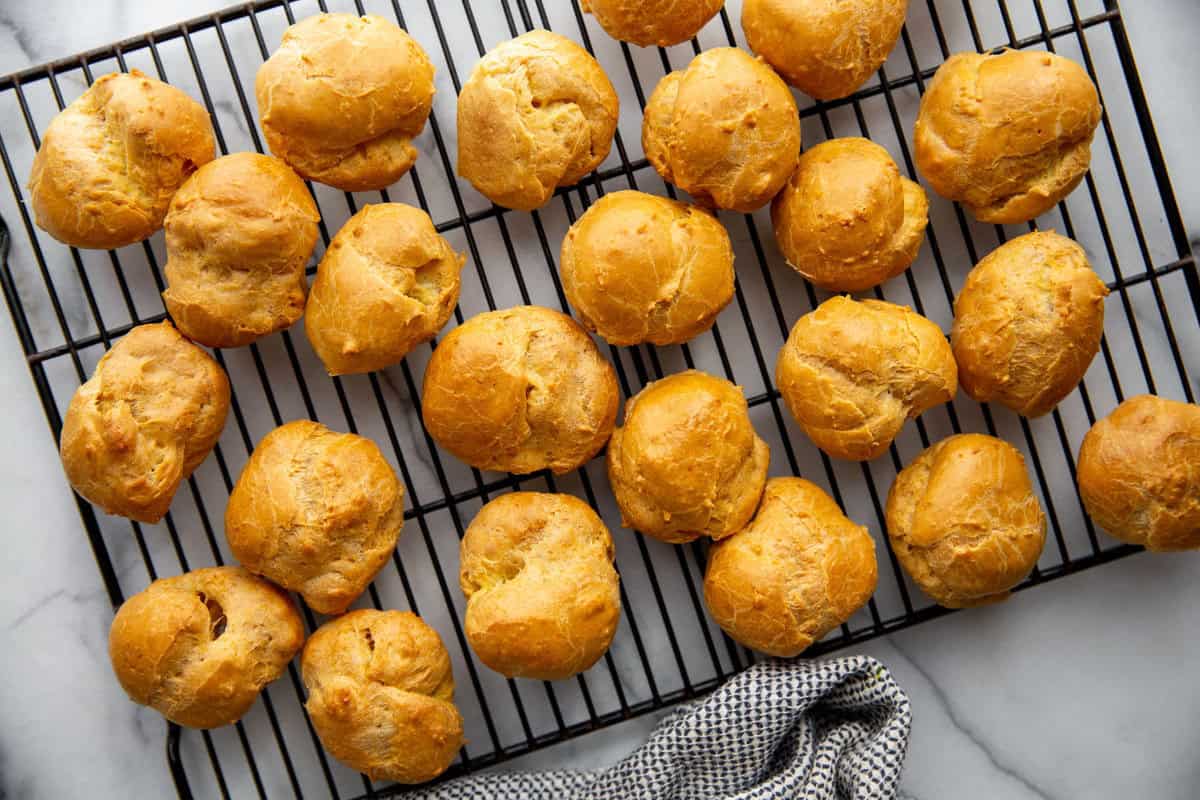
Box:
1077;395;1200;552
776;296;956;462
421;305;619;475
607;369;770;543
225;420;405;615
59;321;230;523
886;433;1047;609
28;69;215;249
162;152;320;348
456;29;618;211
952;230;1108;418
109;566;304;729
559;190;735;346
642;47;800;213
742;0;909;101
305;202;465;375
460;491;620;680
704;477;877;657
914;49;1102;224
255;13;435;192
580;0;725;47
771;137;929;292
302;610;463;784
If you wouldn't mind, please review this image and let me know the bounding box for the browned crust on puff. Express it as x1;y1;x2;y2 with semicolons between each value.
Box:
460;492;620;680
642;47;800;212
951;231;1108;418
560;190;734;346
457;30;618;211
256;13;435;191
225;420;404;615
60;321;230;523
743;0;908;101
886;433;1047;608
607;369;769;543
581;0;724;47
162;153;319;348
705;478;877;657
1077;395;1200;551
421;305;619;475
776;296;956;461
302;610;463;784
914;50;1101;224
109;566;304;728
305;203;464;375
29;70;215;249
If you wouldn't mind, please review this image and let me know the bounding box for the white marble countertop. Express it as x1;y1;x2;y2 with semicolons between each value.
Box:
1;2;1198;799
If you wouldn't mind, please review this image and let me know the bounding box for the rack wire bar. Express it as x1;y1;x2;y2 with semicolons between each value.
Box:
0;1;1194;798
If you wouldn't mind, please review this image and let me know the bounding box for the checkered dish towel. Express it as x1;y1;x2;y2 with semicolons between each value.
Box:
405;655;911;800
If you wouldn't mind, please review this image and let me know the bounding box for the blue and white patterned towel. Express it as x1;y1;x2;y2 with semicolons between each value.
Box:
405;655;911;800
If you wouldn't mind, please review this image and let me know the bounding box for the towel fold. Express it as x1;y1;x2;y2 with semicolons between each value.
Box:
401;655;911;800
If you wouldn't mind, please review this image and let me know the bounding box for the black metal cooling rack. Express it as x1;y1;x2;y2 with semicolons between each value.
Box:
0;0;1196;797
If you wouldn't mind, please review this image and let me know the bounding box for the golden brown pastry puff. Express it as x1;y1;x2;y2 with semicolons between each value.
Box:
457;30;618;211
581;0;725;47
421;306;619;475
27;70;215;250
302;610;464;784
643;47;800;212
771;138;928;292
776;297;956;462
559;190;734;346
109;566;304;729
305;203;465;375
255;13;435;192
162;153;320;348
914;50;1102;224
1077;395;1200;551
886;433;1047;608
704;478;877;656
607;369;770;543
60;321;230;523
952;231;1108;418
225;420;404;615
742;0;908;100
460;492;620;680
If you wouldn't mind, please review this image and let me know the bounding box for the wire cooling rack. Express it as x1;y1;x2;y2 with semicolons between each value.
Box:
0;0;1196;797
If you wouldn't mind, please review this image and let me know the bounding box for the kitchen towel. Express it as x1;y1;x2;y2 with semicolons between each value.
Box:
403;654;912;800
